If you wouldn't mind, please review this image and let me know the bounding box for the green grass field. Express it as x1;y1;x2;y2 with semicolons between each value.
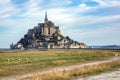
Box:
0;50;120;77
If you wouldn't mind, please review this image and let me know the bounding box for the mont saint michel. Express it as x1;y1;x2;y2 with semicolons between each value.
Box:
10;12;86;49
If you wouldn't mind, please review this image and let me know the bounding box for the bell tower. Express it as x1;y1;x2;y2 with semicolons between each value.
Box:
44;11;48;23
44;11;49;36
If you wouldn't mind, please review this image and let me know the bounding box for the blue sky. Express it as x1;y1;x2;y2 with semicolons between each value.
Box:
0;0;120;48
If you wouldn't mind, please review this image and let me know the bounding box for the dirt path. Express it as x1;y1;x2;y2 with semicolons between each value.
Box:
76;69;120;80
2;57;120;80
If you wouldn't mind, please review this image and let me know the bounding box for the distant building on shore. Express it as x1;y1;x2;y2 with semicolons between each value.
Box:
10;12;86;49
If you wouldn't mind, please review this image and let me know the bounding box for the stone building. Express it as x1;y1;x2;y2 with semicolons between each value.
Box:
10;12;86;49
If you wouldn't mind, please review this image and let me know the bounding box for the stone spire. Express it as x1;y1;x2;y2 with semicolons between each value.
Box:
44;11;48;23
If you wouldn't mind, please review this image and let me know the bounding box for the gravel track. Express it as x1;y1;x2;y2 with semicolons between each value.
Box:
77;69;120;80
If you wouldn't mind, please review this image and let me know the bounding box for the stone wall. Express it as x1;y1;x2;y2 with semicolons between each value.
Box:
50;27;55;36
44;26;49;36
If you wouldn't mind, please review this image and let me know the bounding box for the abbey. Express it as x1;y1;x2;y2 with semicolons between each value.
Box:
33;12;60;36
27;12;60;38
10;12;86;49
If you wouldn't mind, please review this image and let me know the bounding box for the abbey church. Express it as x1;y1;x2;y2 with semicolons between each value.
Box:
36;12;60;36
10;12;86;49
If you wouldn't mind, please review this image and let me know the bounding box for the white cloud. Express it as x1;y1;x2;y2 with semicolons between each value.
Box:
0;14;10;19
0;0;11;4
44;0;72;7
63;23;120;45
79;3;89;8
0;0;120;48
91;0;120;6
0;0;19;19
91;0;106;6
78;15;120;26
